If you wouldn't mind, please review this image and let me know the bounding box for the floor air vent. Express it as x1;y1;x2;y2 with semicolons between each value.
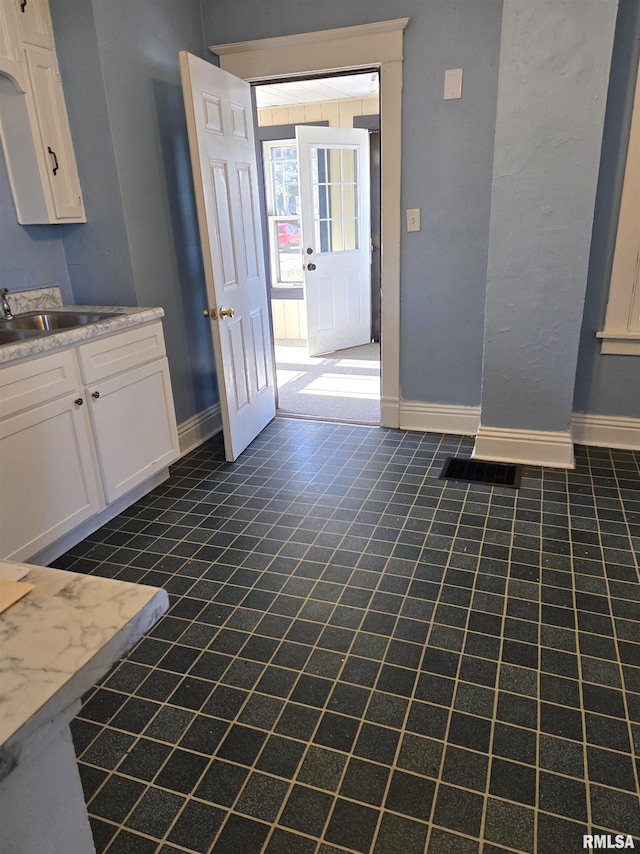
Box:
440;456;522;489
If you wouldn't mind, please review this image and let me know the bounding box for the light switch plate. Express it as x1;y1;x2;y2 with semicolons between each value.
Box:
407;208;420;232
444;68;463;100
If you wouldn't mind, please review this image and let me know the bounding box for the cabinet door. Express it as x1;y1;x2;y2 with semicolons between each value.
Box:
15;0;53;48
24;44;84;220
0;395;103;562
0;0;26;88
87;358;179;504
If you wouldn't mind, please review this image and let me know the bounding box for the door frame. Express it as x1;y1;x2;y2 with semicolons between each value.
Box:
210;18;409;428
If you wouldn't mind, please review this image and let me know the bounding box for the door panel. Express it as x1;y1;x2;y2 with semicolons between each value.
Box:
180;52;276;461
297;126;371;356
210;160;238;289
228;316;250;411
250;308;269;393
236;163;260;281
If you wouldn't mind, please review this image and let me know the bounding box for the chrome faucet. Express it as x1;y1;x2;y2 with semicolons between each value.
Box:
0;289;13;320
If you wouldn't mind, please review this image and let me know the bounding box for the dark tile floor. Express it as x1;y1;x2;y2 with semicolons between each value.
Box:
54;418;640;853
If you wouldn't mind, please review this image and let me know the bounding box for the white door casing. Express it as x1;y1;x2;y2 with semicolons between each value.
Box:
180;51;276;461
296;125;371;356
211;18;409;426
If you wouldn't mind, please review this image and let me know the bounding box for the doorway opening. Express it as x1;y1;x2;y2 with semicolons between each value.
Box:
253;72;381;424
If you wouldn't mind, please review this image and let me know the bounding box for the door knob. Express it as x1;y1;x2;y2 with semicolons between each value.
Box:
307;263;316;271
219;307;234;319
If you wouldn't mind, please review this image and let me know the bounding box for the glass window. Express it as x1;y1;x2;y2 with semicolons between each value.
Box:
263;141;303;291
311;146;359;254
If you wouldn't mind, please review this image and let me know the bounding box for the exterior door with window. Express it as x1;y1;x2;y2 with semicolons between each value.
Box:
180;52;276;461
296;126;371;356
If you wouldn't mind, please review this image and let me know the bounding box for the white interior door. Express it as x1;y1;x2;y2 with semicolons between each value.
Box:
296;126;371;357
180;52;276;461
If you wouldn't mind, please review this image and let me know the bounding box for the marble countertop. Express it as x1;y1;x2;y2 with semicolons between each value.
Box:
0;561;168;781
0;304;165;365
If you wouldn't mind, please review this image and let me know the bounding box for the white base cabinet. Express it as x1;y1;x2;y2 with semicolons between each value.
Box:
0;388;103;562
86;355;179;504
0;321;179;563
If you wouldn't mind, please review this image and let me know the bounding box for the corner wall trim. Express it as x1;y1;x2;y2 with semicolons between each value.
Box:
571;413;640;450
381;396;400;429
178;403;222;457
399;401;481;435
473;425;575;468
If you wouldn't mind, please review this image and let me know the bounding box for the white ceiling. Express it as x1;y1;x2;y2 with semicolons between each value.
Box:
254;72;378;109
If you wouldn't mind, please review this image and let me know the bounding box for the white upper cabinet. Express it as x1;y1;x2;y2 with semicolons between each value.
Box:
0;1;25;88
16;0;53;49
0;0;85;223
24;44;84;219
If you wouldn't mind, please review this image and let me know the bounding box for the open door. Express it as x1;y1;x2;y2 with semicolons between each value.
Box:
296;126;371;357
180;52;276;461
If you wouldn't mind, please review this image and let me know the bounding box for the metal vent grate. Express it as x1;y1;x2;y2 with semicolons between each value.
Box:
439;457;522;489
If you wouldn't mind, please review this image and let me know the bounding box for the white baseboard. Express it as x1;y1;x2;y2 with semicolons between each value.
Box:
473;425;575;468
178;403;222;457
571;413;640;450
399;400;481;436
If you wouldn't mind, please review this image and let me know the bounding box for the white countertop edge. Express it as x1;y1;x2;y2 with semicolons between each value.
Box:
0;305;165;365
0;562;169;780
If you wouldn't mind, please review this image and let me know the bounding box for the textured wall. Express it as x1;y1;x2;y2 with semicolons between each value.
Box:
480;0;617;433
50;0;136;308
0;117;72;302
203;0;503;408
2;0;637;430
573;0;640;418
49;0;217;425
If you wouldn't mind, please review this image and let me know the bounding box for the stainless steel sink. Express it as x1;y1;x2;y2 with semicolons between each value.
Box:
0;328;44;344
0;310;124;332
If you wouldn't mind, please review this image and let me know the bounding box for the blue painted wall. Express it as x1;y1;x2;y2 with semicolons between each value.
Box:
202;0;639;422
50;0;217;425
1;0;637;429
49;0;136;308
0;146;72;302
202;0;503;409
573;0;640;418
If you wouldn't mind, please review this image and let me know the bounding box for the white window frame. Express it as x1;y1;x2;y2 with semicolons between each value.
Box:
262;138;304;292
597;63;640;355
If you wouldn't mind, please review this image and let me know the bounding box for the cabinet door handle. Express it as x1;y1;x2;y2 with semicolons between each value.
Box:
74;397;83;406
47;146;59;176
20;0;27;13
91;391;100;399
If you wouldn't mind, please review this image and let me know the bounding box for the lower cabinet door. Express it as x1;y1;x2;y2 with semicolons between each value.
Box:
0;395;103;562
87;358;179;504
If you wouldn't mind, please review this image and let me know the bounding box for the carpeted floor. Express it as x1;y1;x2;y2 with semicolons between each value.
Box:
275;342;380;424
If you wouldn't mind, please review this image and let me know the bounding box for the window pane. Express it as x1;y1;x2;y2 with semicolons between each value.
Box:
310;145;358;254
271;218;303;288
267;143;299;216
